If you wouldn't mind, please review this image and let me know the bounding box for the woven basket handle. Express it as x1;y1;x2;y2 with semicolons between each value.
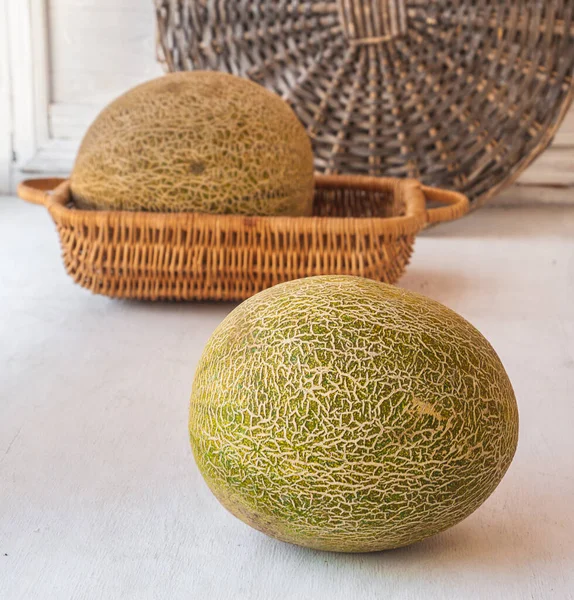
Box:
423;186;469;225
17;178;67;206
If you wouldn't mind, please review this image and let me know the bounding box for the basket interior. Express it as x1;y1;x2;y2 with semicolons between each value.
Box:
58;181;406;220
312;185;403;219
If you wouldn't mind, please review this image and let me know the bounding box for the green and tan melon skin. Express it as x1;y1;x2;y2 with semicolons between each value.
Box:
189;276;519;553
70;71;314;216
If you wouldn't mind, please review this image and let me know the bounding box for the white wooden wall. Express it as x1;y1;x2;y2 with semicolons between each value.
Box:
0;1;12;190
48;0;162;137
1;0;162;188
1;0;574;202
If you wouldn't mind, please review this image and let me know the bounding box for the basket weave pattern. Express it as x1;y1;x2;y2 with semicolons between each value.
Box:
18;176;467;301
155;0;574;209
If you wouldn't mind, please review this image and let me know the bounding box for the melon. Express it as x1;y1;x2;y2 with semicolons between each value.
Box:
70;72;315;215
189;276;519;553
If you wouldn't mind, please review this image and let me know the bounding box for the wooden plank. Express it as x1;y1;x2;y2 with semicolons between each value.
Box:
516;148;574;187
5;0;51;176
20;138;79;175
552;105;574;148
0;0;12;193
49;103;102;140
48;0;162;106
30;0;50;146
7;0;36;169
494;185;574;206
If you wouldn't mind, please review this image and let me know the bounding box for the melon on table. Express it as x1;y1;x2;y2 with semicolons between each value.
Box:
189;276;519;553
70;71;315;216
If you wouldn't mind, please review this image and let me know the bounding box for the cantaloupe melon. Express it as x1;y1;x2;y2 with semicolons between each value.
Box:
189;276;519;553
70;72;314;215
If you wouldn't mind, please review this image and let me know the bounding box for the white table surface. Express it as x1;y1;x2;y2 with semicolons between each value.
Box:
1;196;573;600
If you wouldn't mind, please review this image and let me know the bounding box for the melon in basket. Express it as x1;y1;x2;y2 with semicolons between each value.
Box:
70;72;315;216
189;276;519;552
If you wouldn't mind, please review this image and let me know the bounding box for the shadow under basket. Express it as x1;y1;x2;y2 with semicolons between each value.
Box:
17;175;468;301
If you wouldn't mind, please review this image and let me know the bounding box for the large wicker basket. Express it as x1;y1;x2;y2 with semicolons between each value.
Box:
155;0;574;209
18;176;468;302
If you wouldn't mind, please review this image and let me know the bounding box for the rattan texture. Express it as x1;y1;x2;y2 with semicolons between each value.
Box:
155;0;574;209
18;176;468;301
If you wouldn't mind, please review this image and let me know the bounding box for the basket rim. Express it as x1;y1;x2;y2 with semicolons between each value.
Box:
46;174;433;235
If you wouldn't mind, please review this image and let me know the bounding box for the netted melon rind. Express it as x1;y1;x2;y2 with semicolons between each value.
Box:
70;72;315;216
189;276;519;553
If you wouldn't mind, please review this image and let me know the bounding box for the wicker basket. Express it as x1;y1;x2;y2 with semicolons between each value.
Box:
18;176;468;302
155;0;574;209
